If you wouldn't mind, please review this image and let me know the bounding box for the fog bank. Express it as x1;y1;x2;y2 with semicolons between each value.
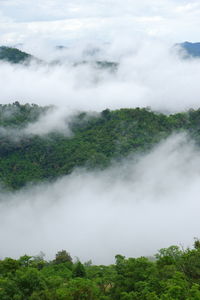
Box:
1;41;200;115
0;133;200;264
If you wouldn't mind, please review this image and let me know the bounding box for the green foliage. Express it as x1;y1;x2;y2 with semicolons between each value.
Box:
54;250;73;266
1;103;200;190
63;277;100;300
1;241;200;299
0;258;19;275
73;261;86;278
155;245;183;268
14;268;47;297
0;277;23;300
0;102;50;128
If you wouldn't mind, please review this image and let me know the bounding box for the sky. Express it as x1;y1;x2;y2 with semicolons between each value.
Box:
1;0;200;46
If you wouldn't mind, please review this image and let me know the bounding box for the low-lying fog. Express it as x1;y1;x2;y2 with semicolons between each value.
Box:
0;133;200;264
1;40;200;114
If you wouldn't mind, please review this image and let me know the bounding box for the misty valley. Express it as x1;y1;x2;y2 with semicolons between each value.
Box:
1;102;200;299
1;36;200;300
2;0;200;298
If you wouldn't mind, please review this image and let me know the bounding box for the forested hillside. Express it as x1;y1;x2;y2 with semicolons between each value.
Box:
0;47;33;64
1;241;200;299
1;102;200;190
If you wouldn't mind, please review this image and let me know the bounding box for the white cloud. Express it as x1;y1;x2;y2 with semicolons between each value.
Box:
1;0;200;45
0;134;200;263
1;40;200;115
176;2;200;13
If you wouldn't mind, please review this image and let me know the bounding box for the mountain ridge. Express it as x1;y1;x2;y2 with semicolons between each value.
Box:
1;103;200;190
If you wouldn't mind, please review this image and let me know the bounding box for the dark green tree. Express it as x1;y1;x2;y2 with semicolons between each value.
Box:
54;250;73;265
73;261;86;278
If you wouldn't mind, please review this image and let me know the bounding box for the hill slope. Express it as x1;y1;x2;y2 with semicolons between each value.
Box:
179;41;200;58
0;103;200;189
0;46;33;64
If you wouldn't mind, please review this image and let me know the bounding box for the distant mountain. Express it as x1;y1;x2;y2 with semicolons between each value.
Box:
74;60;118;71
0;45;117;71
56;45;67;50
0;46;33;64
178;42;200;58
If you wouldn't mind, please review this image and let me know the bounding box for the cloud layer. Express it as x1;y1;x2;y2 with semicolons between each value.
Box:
1;0;200;45
1;134;200;264
1;40;200;116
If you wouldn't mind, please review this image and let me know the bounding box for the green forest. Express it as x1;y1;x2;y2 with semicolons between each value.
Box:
1;102;200;190
1;241;200;299
0;47;32;64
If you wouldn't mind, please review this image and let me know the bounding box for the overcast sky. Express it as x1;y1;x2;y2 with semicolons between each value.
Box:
1;0;200;46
